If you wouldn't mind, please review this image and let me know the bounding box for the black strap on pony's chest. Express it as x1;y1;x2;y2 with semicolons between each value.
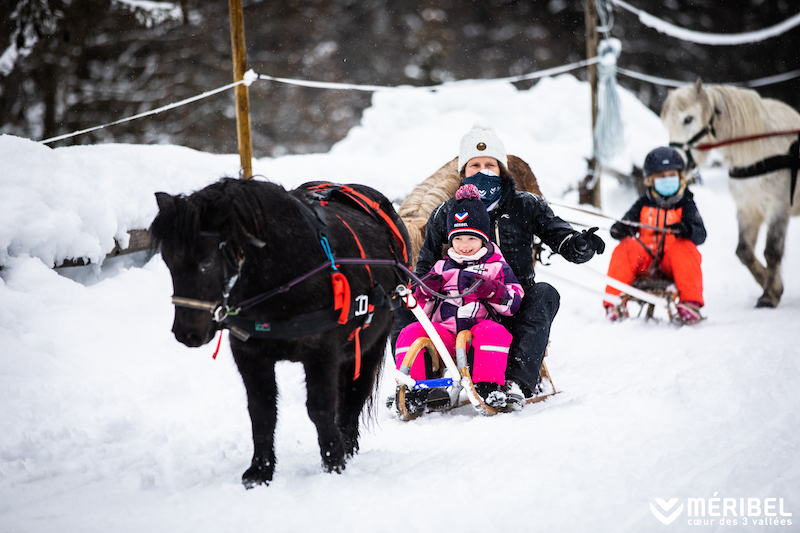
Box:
729;136;800;205
223;284;391;342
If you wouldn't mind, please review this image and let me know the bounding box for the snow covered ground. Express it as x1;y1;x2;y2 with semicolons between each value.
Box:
1;75;797;532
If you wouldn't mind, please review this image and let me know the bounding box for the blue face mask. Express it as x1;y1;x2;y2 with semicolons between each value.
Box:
654;176;680;197
463;171;503;208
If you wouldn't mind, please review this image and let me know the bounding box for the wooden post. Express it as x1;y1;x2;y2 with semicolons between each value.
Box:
228;0;253;179
579;0;601;208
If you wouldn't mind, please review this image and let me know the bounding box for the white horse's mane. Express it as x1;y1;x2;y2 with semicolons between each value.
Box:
663;81;800;168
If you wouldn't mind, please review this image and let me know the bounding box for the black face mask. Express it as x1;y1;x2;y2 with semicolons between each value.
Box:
463;171;503;208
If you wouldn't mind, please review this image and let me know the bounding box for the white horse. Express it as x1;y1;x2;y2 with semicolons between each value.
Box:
661;79;800;308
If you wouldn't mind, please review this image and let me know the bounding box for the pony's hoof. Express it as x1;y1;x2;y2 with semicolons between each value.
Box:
242;463;273;489
322;454;347;474
756;296;778;308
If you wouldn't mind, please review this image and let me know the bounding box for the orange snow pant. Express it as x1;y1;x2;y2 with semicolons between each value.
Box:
604;236;704;307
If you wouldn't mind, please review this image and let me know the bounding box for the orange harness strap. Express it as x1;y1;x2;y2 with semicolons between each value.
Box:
335;214;374;283
336;213;377;380
305;183;408;265
305;183;402;380
330;271;351;325
338;185;408;265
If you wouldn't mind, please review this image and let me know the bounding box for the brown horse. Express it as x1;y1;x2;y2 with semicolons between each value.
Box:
398;155;543;268
661;79;800;307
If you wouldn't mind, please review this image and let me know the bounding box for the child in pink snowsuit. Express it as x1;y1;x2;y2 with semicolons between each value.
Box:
396;185;524;405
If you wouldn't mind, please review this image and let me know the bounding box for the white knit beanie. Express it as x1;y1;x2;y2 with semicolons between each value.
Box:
458;124;508;172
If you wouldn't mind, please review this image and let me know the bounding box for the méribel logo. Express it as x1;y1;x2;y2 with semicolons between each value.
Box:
651;498;685;525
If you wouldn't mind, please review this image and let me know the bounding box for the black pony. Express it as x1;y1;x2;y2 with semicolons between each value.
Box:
149;177;409;488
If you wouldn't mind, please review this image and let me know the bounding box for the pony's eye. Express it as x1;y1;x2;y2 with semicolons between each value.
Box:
683;116;694;126
198;259;214;273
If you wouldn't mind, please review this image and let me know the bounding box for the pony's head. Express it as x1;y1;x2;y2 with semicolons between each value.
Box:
661;78;717;169
149;180;244;347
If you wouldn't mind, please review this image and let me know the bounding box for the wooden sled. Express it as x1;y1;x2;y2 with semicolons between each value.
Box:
392;330;558;421
620;276;680;322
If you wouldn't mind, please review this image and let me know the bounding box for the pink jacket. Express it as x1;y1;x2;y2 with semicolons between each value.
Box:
423;243;524;334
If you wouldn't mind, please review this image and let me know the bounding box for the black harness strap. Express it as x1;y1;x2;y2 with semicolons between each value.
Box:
729;137;800;205
224;285;390;342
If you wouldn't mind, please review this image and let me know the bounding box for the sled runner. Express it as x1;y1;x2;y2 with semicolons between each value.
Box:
618;276;680;321
609;275;705;325
389;287;558;421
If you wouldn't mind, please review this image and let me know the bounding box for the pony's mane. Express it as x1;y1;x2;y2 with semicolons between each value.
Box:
150;177;287;257
663;83;777;166
707;85;768;138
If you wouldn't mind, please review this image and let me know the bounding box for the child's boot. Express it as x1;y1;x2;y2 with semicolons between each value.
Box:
474;382;507;410
605;303;628;322
676;301;702;325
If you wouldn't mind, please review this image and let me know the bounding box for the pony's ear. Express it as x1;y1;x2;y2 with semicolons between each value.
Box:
693;77;704;94
155;192;175;213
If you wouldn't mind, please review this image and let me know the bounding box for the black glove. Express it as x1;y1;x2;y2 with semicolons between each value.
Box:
666;222;691;238
568;227;605;263
610;221;637;241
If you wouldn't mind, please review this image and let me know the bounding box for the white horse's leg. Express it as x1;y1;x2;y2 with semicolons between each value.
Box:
734;196;768;289
758;205;789;307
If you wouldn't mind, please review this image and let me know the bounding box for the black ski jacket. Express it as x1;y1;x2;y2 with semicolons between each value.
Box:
416;178;581;288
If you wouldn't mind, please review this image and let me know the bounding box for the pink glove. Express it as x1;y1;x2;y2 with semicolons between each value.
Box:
473;274;506;303
414;273;444;302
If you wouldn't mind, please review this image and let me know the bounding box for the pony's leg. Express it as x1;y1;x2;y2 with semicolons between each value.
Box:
758;208;789;307
232;344;278;488
735;206;768;289
302;351;347;473
337;332;387;458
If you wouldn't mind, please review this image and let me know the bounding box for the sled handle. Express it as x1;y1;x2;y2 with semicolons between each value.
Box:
397;286;461;380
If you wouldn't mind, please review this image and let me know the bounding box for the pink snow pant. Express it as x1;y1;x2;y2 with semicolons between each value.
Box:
395;321;511;385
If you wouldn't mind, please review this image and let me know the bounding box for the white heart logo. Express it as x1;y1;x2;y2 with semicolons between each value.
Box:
650;498;684;525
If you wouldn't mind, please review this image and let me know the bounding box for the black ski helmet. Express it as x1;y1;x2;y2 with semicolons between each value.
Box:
643;146;685;176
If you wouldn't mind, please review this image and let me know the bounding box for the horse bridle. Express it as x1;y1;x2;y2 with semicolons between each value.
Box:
669;107;720;173
170;238;245;323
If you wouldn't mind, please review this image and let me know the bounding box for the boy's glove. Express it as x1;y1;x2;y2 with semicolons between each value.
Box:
666;222;691;238
472;274;506;303
568;227;606;263
610;222;637;240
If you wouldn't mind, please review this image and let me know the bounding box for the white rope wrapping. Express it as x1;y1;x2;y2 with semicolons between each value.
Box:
611;0;800;45
258;57;600;92
593;39;624;167
39;61;596;144
618;66;800;89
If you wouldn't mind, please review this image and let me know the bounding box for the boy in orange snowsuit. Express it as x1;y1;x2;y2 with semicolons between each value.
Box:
604;146;706;324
